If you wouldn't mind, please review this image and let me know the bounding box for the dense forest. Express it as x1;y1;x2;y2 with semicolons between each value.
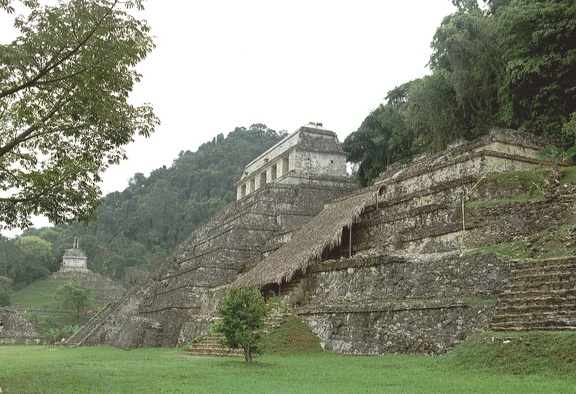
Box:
0;124;285;298
343;0;576;186
2;0;575;304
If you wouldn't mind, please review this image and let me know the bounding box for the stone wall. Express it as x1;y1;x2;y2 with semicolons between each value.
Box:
0;308;44;345
282;130;575;355
295;253;510;355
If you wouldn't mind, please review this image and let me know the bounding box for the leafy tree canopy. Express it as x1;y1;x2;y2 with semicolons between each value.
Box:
0;0;159;229
344;0;576;186
57;280;93;316
213;286;267;363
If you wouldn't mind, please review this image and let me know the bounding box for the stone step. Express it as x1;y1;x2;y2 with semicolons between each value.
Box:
498;288;575;300
187;312;292;356
64;301;118;347
494;303;576;315
496;296;576;310
511;266;576;277
490;318;576;328
506;273;576;286
186;333;243;357
512;267;576;277
262;313;291;331
511;258;576;269
490;311;576;324
490;324;576;331
490;255;576;331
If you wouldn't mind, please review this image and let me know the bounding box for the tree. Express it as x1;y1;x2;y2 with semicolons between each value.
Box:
11;235;52;287
405;72;465;151
213;286;267;363
344;0;576;187
57;281;93;316
0;0;159;230
343;82;414;187
497;0;576;144
430;7;503;138
0;275;12;306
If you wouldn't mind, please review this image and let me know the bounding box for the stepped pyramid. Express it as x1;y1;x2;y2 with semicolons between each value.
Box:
75;128;576;355
47;239;125;304
74;123;355;349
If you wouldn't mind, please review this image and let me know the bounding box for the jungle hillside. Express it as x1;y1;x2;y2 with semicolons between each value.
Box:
0;124;285;297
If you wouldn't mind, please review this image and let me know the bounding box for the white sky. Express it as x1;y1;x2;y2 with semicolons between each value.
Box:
1;0;456;236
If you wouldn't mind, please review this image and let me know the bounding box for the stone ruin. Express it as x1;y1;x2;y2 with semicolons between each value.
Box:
67;123;356;348
75;126;576;354
59;237;88;272
49;239;126;304
0;307;43;345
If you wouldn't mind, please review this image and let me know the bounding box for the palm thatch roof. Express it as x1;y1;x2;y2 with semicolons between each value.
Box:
232;184;385;288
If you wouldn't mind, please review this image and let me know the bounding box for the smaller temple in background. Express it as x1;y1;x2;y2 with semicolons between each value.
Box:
60;238;88;272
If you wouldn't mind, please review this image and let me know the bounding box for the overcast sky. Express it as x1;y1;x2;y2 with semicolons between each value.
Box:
1;0;456;235
116;0;458;192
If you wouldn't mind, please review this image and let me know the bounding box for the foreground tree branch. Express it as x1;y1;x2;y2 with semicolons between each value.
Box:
0;0;159;229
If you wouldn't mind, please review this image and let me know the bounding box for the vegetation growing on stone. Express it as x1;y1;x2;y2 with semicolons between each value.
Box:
261;315;324;355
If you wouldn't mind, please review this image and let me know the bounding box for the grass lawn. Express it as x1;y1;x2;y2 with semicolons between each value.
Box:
1;345;575;393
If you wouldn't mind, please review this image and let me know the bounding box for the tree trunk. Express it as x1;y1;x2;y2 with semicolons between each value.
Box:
243;347;252;363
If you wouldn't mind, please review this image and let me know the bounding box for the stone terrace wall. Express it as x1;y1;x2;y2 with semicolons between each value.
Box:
347;128;548;256
287;129;575;355
296;253;510;355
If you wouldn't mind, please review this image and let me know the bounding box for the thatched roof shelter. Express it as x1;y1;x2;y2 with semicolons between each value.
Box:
232;184;385;288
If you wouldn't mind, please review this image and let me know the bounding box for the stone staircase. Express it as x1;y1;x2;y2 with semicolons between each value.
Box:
490;258;576;331
186;309;292;356
64;301;118;347
186;333;244;357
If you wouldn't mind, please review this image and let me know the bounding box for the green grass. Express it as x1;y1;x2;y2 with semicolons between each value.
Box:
11;279;95;335
11;279;67;310
440;331;576;378
261;315;324;355
468;241;527;259
0;343;575;393
12;277;111;310
559;165;576;183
